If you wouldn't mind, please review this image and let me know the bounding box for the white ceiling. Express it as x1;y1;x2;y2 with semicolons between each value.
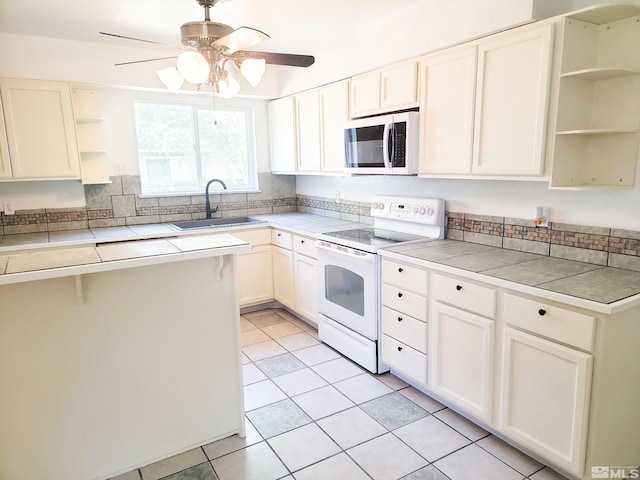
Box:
0;0;420;58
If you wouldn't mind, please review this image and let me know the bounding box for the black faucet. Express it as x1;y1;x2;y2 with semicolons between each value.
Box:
205;178;227;219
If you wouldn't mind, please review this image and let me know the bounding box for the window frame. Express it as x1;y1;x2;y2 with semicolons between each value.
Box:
134;98;259;196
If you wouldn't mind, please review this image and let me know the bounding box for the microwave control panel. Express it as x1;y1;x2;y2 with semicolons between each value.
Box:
370;195;445;225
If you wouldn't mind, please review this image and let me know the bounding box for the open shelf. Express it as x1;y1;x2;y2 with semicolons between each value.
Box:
561;67;640;80
556;129;637;135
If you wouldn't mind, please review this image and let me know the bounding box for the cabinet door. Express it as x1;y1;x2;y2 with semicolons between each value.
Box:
268;96;297;174
419;47;476;175
472;24;553;175
294;253;318;326
0;96;11;178
237;245;273;307
319;80;349;173
380;61;419;111
0;78;80;179
295;90;321;172
272;245;294;309
430;302;494;423
350;71;381;117
500;327;592;476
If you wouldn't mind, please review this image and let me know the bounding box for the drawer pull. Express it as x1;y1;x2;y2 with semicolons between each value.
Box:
397;346;403;352
397;292;403;298
397;316;403;322
456;285;463;291
398;267;404;273
538;309;546;316
301;239;305;244
277;233;282;237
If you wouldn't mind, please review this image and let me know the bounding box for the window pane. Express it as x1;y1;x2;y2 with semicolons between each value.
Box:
198;109;249;187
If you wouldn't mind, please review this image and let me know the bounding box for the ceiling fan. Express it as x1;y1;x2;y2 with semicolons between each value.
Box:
100;0;315;97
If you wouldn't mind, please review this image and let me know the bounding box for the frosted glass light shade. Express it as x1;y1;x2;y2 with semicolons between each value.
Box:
157;67;184;93
217;75;240;99
177;51;210;84
240;58;266;87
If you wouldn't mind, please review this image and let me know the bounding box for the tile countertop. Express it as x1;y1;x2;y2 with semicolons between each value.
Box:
380;239;640;314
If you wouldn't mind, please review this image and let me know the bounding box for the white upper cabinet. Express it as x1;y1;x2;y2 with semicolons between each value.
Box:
0;96;11;179
295;90;322;172
0;78;80;180
549;7;640;188
269;96;298;174
472;24;553;176
319;80;350;173
350;60;419;118
419;46;477;175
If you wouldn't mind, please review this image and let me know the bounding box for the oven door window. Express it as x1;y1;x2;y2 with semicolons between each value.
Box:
324;265;365;316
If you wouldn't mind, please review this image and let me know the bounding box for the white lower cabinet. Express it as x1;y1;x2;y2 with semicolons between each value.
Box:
272;245;294;309
233;229;273;307
430;301;494;423
293;234;318;326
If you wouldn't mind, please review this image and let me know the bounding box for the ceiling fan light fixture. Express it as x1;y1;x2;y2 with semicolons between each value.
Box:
157;67;184;93
240;58;266;87
177;51;210;84
217;75;241;99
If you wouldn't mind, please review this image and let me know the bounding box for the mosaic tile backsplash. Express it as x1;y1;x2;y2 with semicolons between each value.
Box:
1;186;639;272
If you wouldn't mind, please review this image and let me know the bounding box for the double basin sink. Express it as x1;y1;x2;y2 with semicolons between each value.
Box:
170;216;263;230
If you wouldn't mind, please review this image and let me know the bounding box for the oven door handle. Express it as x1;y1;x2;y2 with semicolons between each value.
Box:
316;242;377;263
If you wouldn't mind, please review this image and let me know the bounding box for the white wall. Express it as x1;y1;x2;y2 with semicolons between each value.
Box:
296;174;640;231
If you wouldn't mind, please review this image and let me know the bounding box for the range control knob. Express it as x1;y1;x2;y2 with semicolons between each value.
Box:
419;207;426;215
413;207;419;214
372;201;379;210
378;202;385;210
426;206;434;216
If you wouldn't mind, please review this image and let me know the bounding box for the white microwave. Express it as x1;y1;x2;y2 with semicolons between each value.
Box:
344;111;419;175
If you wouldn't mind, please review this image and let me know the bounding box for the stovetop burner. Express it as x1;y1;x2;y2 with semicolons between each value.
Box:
321;227;427;248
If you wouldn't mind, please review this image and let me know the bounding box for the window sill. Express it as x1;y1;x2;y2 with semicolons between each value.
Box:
139;189;261;198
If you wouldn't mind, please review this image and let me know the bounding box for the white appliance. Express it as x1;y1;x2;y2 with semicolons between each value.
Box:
316;195;446;373
344;112;420;175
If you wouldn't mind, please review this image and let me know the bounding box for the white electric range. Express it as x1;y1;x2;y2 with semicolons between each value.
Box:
316;195;446;373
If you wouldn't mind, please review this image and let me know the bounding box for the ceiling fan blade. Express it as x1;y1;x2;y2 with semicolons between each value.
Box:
99;31;180;49
212;26;269;53
115;56;178;66
236;51;315;68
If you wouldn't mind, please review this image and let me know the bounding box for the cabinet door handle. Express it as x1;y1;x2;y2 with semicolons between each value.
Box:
277;233;282;237
456;285;463;291
397;292;403;298
398;267;404;273
397;346;403;352
538;309;546;316
397;316;403;322
300;240;305;244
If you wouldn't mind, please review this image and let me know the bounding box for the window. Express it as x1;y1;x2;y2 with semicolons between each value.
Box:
134;101;258;195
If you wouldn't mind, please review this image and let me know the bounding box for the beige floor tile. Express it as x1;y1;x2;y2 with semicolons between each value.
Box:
347;433;427;480
398;387;446;413
394;416;471;462
243;340;287;361
272;368;327;397
434;408;489;441
477;435;543;476
203;419;262;460
241;329;271;346
434;444;523;480
268;423;341;472
376;372;409;390
262;322;303;339
311;357;364;383
242;309;274;319
247;312;289;329
529;467;569;480
109;470;141;480
292;385;354;420
243;379;287;411
210;441;288;480
243;363;267;385
240;318;257;331
275;332;319;351
294;452;369;480
333;373;393;404
140;448;207;480
316;407;387;450
292;344;341;366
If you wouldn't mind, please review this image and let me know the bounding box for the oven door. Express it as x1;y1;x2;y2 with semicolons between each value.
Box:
316;241;378;340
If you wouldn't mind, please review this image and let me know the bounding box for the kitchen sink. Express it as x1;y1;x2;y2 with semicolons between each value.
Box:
169;216;263;230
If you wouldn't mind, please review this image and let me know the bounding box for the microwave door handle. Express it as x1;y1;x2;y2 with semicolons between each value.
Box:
382;123;392;168
389;123;396;168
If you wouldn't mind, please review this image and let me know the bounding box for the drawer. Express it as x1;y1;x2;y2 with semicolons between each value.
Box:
271;229;293;250
431;273;496;318
231;228;271;245
382;306;427;352
382;334;427;385
382;260;428;293
504;294;595;351
293;234;316;258
382;284;427;320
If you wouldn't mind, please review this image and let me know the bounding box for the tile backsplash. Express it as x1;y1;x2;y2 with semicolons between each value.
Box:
1;188;639;272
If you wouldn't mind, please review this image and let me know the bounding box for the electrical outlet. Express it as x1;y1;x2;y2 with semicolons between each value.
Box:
535;206;549;227
4;201;16;215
